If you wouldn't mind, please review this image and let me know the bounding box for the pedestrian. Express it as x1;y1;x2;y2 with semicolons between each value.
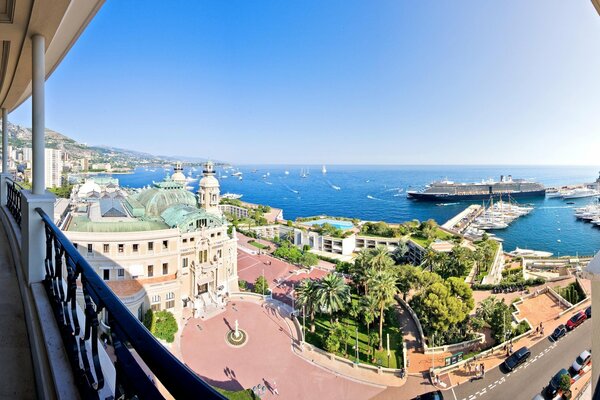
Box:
481;363;485;377
536;326;539;335
509;344;513;355
273;380;279;395
475;364;480;377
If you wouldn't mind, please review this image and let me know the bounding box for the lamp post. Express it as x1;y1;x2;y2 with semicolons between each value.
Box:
431;333;435;369
292;283;295;314
355;327;359;363
302;305;306;343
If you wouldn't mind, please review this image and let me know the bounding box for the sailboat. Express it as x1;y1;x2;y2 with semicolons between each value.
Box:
322;165;327;174
300;168;308;178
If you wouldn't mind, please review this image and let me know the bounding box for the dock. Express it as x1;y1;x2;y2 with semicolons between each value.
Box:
442;205;483;234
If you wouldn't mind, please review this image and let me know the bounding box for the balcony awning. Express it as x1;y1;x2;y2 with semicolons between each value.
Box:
0;0;105;112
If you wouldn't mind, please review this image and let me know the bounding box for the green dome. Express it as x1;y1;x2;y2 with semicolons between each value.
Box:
135;184;197;217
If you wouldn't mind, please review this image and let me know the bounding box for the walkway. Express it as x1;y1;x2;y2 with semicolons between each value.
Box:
0;222;36;398
180;300;384;400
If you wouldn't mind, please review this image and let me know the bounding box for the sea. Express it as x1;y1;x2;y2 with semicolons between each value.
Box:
104;165;600;257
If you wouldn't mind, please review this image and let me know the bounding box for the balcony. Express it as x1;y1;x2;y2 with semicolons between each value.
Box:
0;1;223;396
0;179;225;398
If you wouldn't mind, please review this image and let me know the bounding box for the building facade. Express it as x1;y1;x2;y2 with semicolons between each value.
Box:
63;162;238;321
44;148;62;188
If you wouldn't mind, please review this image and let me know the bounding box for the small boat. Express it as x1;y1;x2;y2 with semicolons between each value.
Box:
284;170;290;175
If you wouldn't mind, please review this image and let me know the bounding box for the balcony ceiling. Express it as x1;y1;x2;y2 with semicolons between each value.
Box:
0;0;104;113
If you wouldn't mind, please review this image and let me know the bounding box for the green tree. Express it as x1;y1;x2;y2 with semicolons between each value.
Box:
410;277;474;338
296;279;318;332
370;246;394;272
370;269;399;350
325;332;341;353
559;372;571;393
361;294;378;337
396;265;421;300
299;252;319;267
253;275;269;295
315;273;351;322
143;309;178;343
392;241;409;264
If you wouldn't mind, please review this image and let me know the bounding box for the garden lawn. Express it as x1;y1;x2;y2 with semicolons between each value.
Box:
409;228;454;248
304;297;403;369
216;387;257;400
249;241;268;250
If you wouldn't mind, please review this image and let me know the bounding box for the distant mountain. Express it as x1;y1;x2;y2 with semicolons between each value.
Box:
4;122;214;167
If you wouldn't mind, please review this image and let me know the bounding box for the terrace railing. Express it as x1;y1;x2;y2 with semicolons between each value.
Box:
6;178;22;227
36;208;224;399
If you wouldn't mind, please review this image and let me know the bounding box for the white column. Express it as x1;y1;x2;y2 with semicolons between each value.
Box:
1;108;7;173
31;34;45;195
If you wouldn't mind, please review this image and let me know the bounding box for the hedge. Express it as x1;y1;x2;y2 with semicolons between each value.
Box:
472;278;545;291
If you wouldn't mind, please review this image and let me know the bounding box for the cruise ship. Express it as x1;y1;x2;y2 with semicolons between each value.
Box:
407;175;546;201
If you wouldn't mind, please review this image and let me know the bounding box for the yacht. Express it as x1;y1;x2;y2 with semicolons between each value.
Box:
563;188;600;199
509;247;553;258
222;193;243;200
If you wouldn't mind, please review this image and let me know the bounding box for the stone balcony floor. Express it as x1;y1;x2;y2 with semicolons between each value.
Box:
0;223;36;399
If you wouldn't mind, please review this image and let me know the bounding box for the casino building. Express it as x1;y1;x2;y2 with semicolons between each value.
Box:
62;161;238;321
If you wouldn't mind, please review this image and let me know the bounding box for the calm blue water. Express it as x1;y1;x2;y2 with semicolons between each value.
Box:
106;165;600;256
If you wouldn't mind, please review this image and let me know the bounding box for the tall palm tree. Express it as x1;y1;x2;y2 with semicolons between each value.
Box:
392;241;409;264
316;273;351;323
352;250;372;295
361;294;378;337
296;279;318;332
475;296;500;324
370;246;394;272
370;269;399;350
422;249;437;272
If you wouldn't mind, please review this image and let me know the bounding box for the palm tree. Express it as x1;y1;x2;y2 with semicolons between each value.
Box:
392;241;409;264
361;294;378;337
422;249;437;272
370;269;399;350
475;296;499;324
370;246;394;272
315;273;351;323
296;279;318;332
352;250;371;295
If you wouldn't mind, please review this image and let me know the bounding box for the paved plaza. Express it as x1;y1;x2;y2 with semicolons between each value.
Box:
181;300;384;400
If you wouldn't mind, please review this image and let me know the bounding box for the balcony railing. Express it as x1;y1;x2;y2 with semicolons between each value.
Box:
36;208;224;399
6;178;22;227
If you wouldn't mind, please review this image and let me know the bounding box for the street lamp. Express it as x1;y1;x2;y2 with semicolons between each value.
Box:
355;327;359;363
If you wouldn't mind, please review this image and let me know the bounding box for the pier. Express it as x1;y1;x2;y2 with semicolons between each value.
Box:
442;205;483;234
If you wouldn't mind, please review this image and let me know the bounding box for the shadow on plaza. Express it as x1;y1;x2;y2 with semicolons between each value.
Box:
197;367;245;392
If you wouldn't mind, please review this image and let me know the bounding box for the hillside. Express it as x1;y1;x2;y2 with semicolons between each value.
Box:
4;122;206;167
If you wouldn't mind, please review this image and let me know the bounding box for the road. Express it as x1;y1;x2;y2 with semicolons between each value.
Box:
450;321;592;400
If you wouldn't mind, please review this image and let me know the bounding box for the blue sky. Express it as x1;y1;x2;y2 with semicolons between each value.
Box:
10;1;600;165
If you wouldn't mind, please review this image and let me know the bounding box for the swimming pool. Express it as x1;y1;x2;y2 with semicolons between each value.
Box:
302;219;354;230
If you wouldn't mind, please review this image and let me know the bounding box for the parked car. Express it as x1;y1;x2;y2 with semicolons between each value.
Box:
531;395;545;400
572;350;592;374
586;306;591;319
502;346;531;372
551;324;567;341
546;369;570;397
566;311;587;330
413;390;444;400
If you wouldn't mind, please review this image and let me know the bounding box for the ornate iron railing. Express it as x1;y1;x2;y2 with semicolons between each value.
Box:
36;208;224;399
6;178;22;227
